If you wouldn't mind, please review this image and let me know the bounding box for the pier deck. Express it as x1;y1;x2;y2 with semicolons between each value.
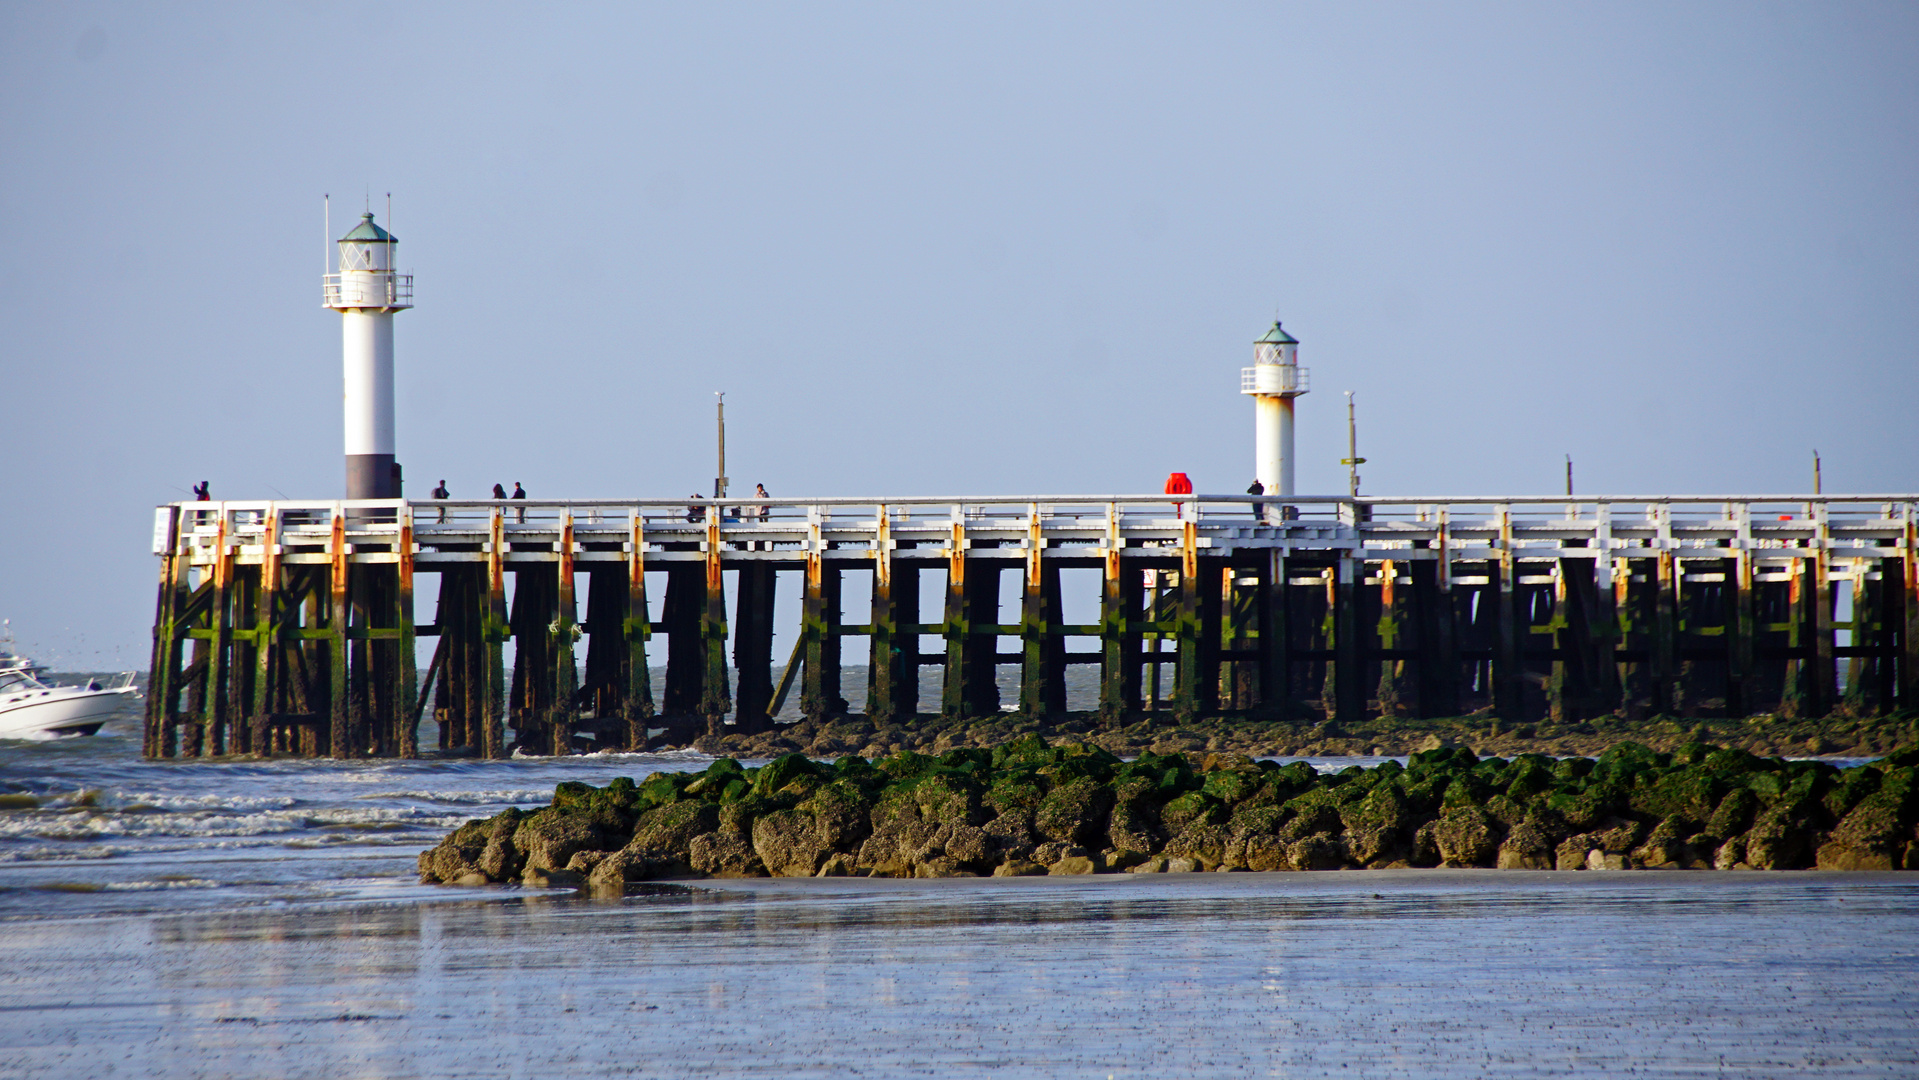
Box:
144;494;1919;759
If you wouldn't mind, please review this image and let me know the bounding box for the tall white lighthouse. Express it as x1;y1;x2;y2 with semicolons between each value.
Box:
323;211;413;499
1241;320;1309;496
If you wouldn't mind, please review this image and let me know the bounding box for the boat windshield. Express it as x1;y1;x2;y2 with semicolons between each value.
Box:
0;670;40;693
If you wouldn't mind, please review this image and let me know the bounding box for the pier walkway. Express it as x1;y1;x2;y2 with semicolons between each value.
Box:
144;494;1919;759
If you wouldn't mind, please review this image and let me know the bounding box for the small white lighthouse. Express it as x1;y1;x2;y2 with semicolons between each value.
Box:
1241;320;1309;496
323;211;413;499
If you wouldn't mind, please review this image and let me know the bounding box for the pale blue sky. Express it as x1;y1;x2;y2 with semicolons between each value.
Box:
2;3;1915;666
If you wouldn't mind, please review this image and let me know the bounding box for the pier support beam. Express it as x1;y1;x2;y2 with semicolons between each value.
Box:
1099;519;1142;722
329;510;352;758
1332;551;1364;727
1411;543;1459;719
734;563;776;733
867;509;915;724
396;508;418;758
942;517;972;722
1903;515;1919;713
145;508;187;759
627;515;654;748
698;514;731;740
1254;549;1291;721
1492;510;1527;724
1019;510;1065;719
1172;522;1203;724
801;516;846;722
483;509;508;759
551;513;579;754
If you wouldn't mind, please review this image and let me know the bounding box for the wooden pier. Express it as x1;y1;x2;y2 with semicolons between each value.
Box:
143;494;1919;759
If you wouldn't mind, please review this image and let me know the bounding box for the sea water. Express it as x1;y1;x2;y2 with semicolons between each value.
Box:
0;689;1913;1078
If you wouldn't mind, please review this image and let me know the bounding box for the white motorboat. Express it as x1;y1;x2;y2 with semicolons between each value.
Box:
0;642;138;739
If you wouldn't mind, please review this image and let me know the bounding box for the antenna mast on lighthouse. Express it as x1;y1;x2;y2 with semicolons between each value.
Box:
322;204;413;498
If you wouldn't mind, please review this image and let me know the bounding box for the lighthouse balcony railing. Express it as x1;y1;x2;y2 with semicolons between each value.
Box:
1240;364;1308;395
322;273;414;309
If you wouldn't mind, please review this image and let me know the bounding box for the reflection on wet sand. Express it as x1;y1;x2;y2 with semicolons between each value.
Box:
1;873;1914;1078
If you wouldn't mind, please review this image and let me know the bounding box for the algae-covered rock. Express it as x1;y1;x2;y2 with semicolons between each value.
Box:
1743;804;1816;870
514;807;614;874
1033;776;1114;848
630;800;721;858
1555;834;1595;871
419;818;493;884
1816;791;1912;871
421;741;1919;887
1497;820;1555;870
1288;833;1347;871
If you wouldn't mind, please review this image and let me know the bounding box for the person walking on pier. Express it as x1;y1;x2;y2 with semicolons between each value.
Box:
430;480;450;522
511;482;526;523
492;483;507;500
1247;479;1269;523
753;483;771;522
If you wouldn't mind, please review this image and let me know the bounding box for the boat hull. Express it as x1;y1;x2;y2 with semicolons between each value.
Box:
0;688;129;739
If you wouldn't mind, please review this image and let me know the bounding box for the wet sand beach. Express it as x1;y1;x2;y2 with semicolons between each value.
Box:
2;872;1916;1078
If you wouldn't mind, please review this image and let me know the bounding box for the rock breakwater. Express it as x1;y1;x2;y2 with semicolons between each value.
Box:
419;739;1919;890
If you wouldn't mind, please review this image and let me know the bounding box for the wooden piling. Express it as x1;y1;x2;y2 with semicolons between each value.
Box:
866;507;906;724
1903;512;1919;712
1332;549;1364;727
627;512;654;748
482;507;507;759
1172;519;1203;724
396;506;418;758
145;507;187;758
1099;507;1142;721
734;563;776;732
800;511;846;721
699;510;731;738
1492;507;1527;724
1019;506;1064;719
552;511;580;754
1255;549;1291;720
942;516;973;721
